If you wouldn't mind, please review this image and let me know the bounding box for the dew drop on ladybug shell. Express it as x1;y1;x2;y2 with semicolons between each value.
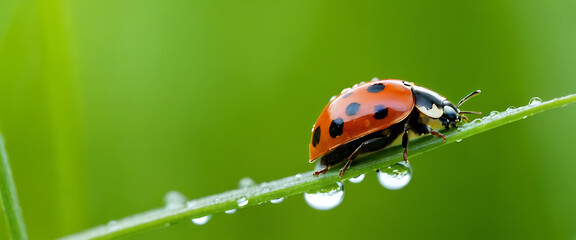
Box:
303;182;344;211
377;161;412;190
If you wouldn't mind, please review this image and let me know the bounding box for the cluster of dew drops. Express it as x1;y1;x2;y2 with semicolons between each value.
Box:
304;161;413;210
159;177;286;227
154;163;412;228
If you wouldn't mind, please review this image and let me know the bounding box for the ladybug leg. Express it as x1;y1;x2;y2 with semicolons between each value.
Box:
313;167;329;177
402;126;409;163
411;121;446;142
339;137;390;178
429;129;446;142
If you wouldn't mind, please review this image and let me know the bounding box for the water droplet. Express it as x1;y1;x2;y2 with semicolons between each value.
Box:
523;115;528;119
329;95;337;102
270;197;285;204
304;182;344;211
455;139;462;143
529;97;542;106
295;173;303;180
238;177;257;189
489;111;502;119
237;197;248;207
341;88;351;94
225;209;237;214
471;118;482;124
378;161;412;190
191;215;211;225
107;220;119;231
164;191;187;210
213;198;221;204
506;106;516;112
348;174;365;183
371;77;379;81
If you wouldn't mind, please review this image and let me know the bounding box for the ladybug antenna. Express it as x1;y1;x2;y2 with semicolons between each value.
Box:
457;90;481;108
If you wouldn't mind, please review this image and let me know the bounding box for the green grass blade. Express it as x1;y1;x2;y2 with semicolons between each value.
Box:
0;135;29;240
59;94;576;240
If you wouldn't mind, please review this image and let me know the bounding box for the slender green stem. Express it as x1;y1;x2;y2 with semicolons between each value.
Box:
59;94;576;240
0;135;29;240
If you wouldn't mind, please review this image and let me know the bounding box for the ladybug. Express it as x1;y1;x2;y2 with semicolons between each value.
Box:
309;79;481;178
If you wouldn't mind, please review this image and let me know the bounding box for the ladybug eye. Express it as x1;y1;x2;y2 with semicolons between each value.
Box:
443;105;458;121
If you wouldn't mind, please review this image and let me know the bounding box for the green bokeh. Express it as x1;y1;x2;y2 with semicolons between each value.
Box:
1;1;576;239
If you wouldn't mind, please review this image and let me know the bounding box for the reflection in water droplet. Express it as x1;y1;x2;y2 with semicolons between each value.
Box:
164;191;187;210
456;139;462;143
378;161;412;190
237;197;248;207
348;174;365;183
107;220;119;231
304;182;344;210
270;197;285;204
529;97;543;106
238;177;257;188
191;215;211;225
225;209;237;214
523;115;528;119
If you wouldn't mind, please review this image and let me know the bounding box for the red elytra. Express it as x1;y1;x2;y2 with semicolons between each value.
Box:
309;80;413;161
309;79;481;178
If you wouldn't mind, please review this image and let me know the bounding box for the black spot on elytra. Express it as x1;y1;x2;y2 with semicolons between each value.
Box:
329;118;344;138
345;102;360;116
367;83;385;93
312;127;321;147
373;105;388;119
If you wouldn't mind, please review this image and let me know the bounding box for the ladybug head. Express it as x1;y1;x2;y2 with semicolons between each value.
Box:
413;86;481;129
439;101;460;128
442;90;482;128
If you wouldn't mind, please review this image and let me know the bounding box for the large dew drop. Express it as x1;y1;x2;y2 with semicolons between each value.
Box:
191;215;212;225
164;191;187;210
304;182;344;210
378;161;412;190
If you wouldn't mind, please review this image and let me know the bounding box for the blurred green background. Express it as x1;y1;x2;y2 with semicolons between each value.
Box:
1;0;576;239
